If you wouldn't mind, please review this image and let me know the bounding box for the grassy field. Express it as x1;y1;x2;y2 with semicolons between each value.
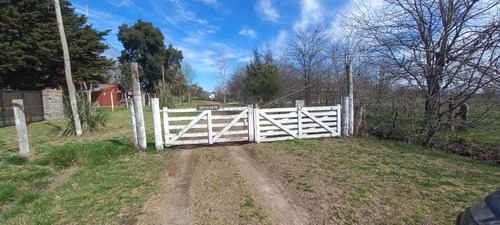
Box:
0;100;498;224
248;137;499;224
0;100;231;224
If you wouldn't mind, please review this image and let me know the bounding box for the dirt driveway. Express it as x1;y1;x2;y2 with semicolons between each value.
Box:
135;144;312;225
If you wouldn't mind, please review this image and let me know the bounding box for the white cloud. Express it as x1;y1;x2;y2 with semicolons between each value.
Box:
239;27;257;39
269;29;289;54
197;19;208;24
329;0;385;36
151;0;196;26
237;56;252;63
294;0;323;30
105;0;137;8
255;0;280;22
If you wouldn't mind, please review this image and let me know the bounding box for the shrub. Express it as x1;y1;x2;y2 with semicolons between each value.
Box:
3;155;28;165
61;93;109;136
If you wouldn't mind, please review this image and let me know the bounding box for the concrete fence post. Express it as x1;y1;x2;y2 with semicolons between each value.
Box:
12;99;30;154
151;98;163;150
129;101;138;148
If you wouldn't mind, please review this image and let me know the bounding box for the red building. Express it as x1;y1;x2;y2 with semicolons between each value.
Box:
93;84;125;107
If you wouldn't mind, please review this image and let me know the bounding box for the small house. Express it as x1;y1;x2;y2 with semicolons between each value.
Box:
93;84;125;107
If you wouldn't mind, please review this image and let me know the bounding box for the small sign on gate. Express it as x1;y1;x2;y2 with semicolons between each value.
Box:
197;104;220;111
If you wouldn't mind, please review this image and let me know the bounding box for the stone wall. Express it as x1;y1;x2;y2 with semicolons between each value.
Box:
42;89;63;120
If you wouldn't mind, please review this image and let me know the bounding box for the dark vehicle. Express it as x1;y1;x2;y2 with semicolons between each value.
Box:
456;190;500;225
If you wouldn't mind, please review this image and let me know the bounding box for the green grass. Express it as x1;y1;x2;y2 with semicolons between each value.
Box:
0;100;231;224
266;137;499;224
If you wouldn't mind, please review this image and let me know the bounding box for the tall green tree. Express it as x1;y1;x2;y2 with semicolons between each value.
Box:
245;47;281;103
117;20;182;92
0;0;113;90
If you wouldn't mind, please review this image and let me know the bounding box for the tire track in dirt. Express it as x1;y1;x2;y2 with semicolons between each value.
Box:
137;148;197;225
227;145;313;225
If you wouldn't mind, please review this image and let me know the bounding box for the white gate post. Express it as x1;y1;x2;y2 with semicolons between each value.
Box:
12;99;30;155
110;90;114;112
129;101;138;148
207;111;213;144
151;98;163;150
336;104;342;136
254;107;260;143
247;106;254;142
342;96;349;136
297;106;303;139
130;62;147;149
163;107;170;147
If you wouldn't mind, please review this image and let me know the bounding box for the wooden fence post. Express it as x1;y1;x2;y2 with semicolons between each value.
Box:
129;101;138;148
207;110;213;144
297;105;303;139
130;62;147;149
254;107;260;143
342;96;349;136
163;107;170;147
151;98;163;150
336;104;342;136
12;99;30;154
247;106;254;142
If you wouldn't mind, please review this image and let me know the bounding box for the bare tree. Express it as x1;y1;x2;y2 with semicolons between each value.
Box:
287;27;330;106
355;0;500;145
181;62;196;102
216;52;230;103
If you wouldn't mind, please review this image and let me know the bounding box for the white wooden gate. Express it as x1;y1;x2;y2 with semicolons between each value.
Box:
163;107;251;146
254;105;341;143
157;105;341;146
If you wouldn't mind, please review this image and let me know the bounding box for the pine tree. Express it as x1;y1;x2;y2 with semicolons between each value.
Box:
244;47;281;103
0;0;113;90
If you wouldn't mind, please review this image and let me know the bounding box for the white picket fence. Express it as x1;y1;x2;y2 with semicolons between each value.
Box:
151;104;342;147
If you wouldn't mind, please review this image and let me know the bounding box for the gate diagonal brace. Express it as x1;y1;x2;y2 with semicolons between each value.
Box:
169;110;209;143
301;110;338;136
259;111;299;139
212;108;248;143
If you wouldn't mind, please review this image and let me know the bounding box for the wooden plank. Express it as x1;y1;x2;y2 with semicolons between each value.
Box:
303;133;333;139
212;109;248;143
260;136;295;142
303;106;341;111
163;107;169;146
259;108;297;113
259;117;337;126
302;110;338;136
169;122;246;130
260;122;337;131
265;111;336;119
260;111;298;139
171;139;209;145
169;110;208;143
168;129;247;138
218;137;248;143
168;114;248;121
166;106;247;113
336;104;341;136
260;128;334;137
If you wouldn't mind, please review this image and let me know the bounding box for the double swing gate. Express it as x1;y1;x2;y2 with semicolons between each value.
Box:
158;104;342;146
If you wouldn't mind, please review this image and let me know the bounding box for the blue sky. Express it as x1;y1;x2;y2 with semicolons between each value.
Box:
69;0;363;92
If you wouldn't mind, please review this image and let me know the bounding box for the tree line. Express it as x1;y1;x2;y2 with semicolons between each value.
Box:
220;0;499;153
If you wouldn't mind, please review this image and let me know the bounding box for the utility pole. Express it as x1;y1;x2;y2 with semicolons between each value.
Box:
54;0;82;136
